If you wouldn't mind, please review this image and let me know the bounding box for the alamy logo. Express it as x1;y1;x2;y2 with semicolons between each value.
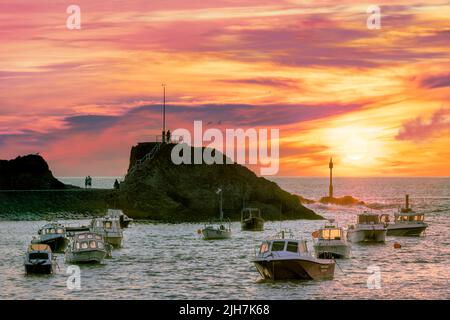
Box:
367;265;382;289
171;121;279;175
66;5;81;30
66;265;81;290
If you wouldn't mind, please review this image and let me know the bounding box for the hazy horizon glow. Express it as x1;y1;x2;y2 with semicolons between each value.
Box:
1;1;450;176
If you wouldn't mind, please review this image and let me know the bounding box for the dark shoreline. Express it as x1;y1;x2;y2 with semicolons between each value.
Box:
0;189;323;223
0;189;118;221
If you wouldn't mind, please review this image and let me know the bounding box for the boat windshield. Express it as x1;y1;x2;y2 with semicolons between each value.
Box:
396;214;424;222
104;221;112;229
320;228;341;240
76;240;103;250
271;241;286;251
358;215;380;224
29;253;49;260
286;241;298;253
30;252;48;260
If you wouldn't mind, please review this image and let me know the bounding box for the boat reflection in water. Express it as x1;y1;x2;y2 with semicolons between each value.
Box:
253;230;335;281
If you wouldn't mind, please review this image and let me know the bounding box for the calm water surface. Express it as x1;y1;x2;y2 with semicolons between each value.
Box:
1;177;449;299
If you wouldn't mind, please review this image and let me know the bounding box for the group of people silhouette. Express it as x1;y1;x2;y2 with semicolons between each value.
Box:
84;175;92;188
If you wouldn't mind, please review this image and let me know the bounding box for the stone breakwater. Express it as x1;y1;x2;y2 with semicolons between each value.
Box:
0;189;118;220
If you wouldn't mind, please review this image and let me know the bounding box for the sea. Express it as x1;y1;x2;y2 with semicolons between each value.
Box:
0;177;449;299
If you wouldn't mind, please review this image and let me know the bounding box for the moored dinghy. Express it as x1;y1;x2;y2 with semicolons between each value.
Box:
24;244;55;275
253;230;335;281
65;232;108;264
313;221;351;259
31;223;70;253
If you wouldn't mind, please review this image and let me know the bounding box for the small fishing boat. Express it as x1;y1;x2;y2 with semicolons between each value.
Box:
90;217;123;248
31;223;70;253
253;230;335;281
241;208;264;231
347;213;387;243
65;233;108;264
313;221;351;259
106;209;133;229
201;221;232;240
24;244;55;275
385;195;428;236
201;188;232;240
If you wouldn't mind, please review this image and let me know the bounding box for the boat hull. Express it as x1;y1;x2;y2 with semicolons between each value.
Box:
65;250;107;264
24;263;53;275
241;218;264;231
104;236;123;248
348;229;386;243
253;259;335;281
386;224;427;236
314;243;351;259
32;236;69;253
202;229;231;240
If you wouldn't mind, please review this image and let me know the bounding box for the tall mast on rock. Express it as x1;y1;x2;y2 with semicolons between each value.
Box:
162;83;166;136
329;157;334;198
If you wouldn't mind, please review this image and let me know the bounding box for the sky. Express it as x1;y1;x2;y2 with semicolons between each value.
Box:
0;0;449;177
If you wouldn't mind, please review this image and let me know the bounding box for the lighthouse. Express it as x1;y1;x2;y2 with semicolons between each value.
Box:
329;157;334;198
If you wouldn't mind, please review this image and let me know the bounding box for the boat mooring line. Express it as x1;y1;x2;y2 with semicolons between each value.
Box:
335;260;346;276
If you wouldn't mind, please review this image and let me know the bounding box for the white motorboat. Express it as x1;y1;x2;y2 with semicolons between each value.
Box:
347;213;387;243
386;195;428;236
65;233;108;264
313;221;351;258
90;217;123;248
201;221;232;240
106;209;133;229
201;188;232;240
253;230;335;280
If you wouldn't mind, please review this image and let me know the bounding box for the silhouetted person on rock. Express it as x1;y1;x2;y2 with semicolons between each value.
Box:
166;130;171;143
114;179;120;190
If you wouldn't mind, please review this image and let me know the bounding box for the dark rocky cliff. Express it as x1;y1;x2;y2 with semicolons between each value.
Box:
119;143;323;221
0;154;71;190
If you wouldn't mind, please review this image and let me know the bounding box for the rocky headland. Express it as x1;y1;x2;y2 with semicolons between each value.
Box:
1;145;324;221
118;143;323;221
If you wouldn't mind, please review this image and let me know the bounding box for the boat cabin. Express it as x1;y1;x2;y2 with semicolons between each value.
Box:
38;224;65;235
258;239;308;256
318;226;343;240
357;214;381;224
72;233;105;251
241;208;261;219
394;213;425;223
91;218;122;232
